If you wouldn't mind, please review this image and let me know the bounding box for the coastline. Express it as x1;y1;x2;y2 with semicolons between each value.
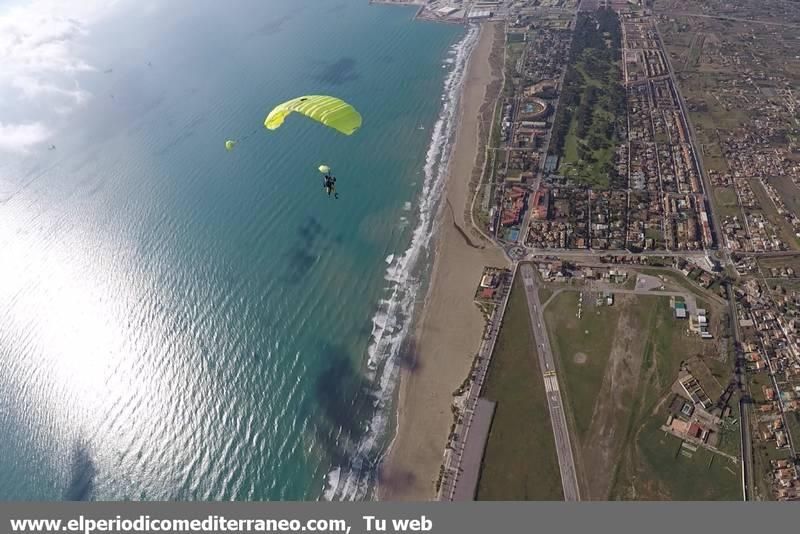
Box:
378;21;507;501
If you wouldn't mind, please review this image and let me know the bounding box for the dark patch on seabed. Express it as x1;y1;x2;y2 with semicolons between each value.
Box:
326;3;348;14
284;216;331;284
315;58;359;86
63;440;96;501
311;344;378;469
253;14;293;36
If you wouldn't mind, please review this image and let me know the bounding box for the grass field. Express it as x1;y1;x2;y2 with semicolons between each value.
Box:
758;255;800;277
621;297;714;410
639;298;686;408
544;286;737;499
557;77;618;189
544;291;621;440
749;178;800;250
615;417;741;500
556;27;623;188
713;186;741;219
476;276;563;500
785;409;800;447
608;297;740;500
715;421;742;459
692;122;728;173
752;435;793;501
538;286;553;305
612;297;740;500
634;269;733;378
748;372;773;404
768;175;800;218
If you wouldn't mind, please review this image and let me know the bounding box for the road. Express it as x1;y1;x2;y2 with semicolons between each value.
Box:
470;21;507;245
524;247;800;261
438;272;513;501
520;264;581;501
517;7;578;248
524;248;708;259
727;288;754;501
652;20;724;251
656;11;800;30
654;13;755;500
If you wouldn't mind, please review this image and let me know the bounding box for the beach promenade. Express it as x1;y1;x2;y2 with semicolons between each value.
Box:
437;270;512;501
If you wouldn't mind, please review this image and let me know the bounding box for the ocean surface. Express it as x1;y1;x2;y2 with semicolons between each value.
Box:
0;0;474;500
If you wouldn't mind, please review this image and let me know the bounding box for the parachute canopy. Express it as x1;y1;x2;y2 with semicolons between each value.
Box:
318;165;331;174
265;95;362;136
225;139;236;151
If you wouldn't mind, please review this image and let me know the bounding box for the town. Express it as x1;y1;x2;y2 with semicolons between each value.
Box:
382;0;800;503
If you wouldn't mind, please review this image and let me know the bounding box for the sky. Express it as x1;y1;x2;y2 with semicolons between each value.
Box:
0;0;126;153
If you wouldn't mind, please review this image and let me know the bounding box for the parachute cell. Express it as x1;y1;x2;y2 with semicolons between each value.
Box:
225;140;236;151
264;95;362;136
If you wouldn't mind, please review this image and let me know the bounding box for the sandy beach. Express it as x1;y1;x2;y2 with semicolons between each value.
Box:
378;22;507;501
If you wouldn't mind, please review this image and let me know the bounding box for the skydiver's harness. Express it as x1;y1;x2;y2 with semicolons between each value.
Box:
323;175;338;198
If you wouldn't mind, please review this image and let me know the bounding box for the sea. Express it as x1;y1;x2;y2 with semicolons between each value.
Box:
0;0;475;500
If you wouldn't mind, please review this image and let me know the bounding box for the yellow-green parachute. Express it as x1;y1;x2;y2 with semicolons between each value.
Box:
264;95;362;136
225;139;236;151
318;164;331;174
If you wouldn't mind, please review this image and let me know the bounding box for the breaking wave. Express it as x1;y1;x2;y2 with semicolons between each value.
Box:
322;24;481;501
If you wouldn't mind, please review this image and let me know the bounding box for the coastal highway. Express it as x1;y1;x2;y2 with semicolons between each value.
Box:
520;264;581;501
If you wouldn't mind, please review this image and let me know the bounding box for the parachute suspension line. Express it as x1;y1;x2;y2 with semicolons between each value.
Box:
239;128;260;142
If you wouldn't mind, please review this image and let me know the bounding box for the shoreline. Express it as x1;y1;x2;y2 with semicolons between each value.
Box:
378;21;507;501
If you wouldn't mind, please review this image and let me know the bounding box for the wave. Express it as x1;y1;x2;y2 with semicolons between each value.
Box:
321;467;341;501
322;24;481;501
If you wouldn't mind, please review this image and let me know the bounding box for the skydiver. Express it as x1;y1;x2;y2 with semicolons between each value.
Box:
323;174;338;199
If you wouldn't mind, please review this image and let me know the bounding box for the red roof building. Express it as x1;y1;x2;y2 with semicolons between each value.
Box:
530;187;549;220
500;187;528;227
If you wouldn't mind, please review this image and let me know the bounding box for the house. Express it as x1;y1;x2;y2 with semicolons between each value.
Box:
670;419;690;434
776;430;789;448
669;394;694;419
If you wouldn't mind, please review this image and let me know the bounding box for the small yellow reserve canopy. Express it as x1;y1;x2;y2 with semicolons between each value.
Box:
318;165;330;174
264;95;362;136
225;139;236;151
